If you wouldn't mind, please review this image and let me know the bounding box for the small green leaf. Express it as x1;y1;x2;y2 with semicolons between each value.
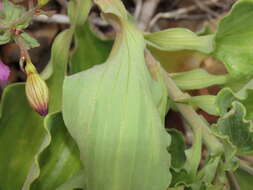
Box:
213;102;253;155
171;69;229;90
177;95;218;116
20;32;40;49
145;28;214;53
1;0;30;30
212;0;253;76
70;22;113;74
0;31;11;45
2;0;25;23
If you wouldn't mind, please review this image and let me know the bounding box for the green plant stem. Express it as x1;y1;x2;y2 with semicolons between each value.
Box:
164;71;223;155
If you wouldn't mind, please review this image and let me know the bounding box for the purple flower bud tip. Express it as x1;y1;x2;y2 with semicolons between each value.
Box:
0;60;10;85
37;108;48;116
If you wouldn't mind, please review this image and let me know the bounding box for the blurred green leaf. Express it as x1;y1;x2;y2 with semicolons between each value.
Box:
171;69;229;90
213;102;253;155
20;32;40;49
145;28;214;53
1;0;29;30
0;31;11;45
30;112;83;190
0;84;46;190
70;22;113;74
2;0;25;23
63;2;171;190
212;0;253;76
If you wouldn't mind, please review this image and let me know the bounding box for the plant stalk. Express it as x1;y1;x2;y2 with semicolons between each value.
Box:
164;71;223;155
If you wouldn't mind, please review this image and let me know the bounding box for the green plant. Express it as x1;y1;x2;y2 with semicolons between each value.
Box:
0;0;253;190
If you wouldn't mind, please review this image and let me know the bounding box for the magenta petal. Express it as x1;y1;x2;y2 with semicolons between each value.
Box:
0;60;10;85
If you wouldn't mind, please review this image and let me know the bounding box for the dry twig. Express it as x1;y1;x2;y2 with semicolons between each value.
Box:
226;171;241;190
138;0;161;31
148;0;220;30
133;0;143;19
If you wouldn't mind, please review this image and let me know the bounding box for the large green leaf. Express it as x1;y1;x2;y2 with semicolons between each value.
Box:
212;0;253;76
145;28;214;53
63;1;171;190
70;22;113;74
30;112;83;190
0;84;46;190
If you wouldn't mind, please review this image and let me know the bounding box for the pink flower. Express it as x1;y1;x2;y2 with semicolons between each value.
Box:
0;60;10;86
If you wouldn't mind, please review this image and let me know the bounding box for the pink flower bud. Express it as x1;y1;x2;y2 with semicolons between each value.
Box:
0;60;10;86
